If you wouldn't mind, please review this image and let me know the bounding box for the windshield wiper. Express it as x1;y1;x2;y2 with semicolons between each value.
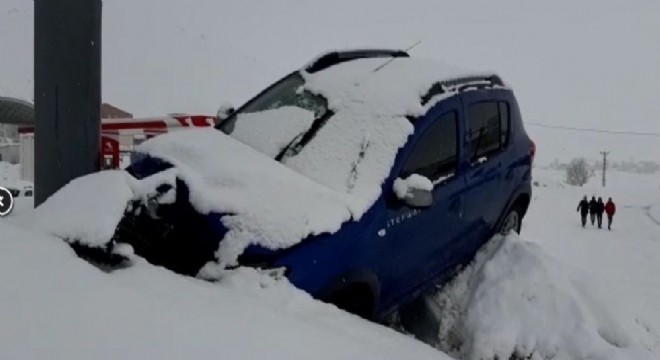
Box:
275;110;334;162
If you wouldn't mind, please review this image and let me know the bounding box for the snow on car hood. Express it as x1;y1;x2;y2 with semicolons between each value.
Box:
134;128;366;269
30;128;364;271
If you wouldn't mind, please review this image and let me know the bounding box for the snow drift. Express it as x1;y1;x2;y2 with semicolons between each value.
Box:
431;233;656;360
0;220;448;360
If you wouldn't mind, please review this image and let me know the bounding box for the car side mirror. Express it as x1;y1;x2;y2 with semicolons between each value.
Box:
216;103;235;123
393;174;434;208
403;188;433;208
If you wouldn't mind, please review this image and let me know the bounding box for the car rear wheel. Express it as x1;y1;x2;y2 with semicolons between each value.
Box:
499;205;523;235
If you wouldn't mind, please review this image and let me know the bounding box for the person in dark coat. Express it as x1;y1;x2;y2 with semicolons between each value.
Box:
595;197;605;228
577;195;590;227
605;197;616;230
588;196;598;225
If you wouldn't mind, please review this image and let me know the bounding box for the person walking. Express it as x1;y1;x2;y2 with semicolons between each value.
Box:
605;197;616;230
588;196;598;226
577;195;590;227
596;197;605;229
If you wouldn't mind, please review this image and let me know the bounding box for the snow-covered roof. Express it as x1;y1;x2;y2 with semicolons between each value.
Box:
301;54;501;117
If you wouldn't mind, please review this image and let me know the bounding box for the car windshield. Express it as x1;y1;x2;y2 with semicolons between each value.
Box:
218;72;329;135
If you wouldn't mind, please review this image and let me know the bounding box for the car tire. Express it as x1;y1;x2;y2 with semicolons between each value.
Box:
499;204;523;235
325;284;375;321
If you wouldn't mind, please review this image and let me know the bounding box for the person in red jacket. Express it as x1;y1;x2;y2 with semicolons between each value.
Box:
605;197;616;230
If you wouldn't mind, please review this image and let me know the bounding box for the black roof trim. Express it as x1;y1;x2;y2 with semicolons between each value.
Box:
0;96;35;125
421;74;505;105
305;49;410;74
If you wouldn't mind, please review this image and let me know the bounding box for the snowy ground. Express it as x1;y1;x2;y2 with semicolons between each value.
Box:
1;166;660;359
519;168;660;357
0;221;449;360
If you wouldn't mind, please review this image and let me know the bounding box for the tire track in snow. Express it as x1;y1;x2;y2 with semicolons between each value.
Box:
645;205;660;227
623;204;660;227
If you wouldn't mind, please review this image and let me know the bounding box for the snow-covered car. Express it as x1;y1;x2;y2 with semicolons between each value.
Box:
74;49;535;322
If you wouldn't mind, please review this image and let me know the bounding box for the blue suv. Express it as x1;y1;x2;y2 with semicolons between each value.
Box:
114;49;535;322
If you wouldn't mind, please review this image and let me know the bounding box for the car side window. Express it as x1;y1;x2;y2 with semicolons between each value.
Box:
467;101;510;162
401;111;458;183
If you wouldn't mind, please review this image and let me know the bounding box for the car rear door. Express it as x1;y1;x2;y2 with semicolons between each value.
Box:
460;91;512;252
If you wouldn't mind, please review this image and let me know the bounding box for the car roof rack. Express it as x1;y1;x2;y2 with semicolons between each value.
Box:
304;48;410;74
421;74;505;105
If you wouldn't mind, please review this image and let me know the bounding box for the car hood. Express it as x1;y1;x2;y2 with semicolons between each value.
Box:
131;128;367;270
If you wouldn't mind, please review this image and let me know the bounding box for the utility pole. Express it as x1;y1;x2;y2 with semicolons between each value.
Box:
34;0;102;206
600;151;610;187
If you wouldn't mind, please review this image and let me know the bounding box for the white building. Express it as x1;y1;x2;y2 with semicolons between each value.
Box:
0;97;29;164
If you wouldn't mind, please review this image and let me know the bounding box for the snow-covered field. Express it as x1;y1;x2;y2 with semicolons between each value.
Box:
2;161;660;359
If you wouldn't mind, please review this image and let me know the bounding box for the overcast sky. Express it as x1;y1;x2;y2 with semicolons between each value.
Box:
1;0;659;165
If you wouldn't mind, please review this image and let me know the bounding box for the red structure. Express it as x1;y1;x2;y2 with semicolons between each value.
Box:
19;114;218;172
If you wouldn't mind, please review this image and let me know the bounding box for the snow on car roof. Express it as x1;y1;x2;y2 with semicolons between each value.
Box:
281;55;502;205
301;55;501;117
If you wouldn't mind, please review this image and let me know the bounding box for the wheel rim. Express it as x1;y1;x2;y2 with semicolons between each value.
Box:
500;210;520;235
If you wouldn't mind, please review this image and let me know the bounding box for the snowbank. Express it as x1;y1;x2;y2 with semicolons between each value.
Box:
432;234;656;360
0;220;448;360
29;170;137;248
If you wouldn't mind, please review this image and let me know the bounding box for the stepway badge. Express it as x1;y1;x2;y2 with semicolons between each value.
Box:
0;186;14;217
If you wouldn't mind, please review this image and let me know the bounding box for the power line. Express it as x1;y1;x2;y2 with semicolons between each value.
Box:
524;122;660;137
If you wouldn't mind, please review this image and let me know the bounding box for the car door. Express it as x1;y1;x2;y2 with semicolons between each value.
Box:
461;92;512;253
376;100;466;302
